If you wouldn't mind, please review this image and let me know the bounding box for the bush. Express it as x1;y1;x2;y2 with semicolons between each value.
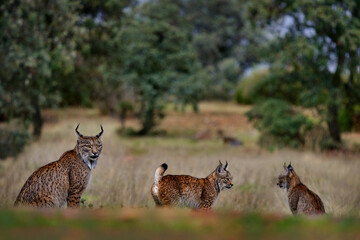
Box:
303;125;341;151
338;106;353;132
246;99;313;149
0;128;30;159
235;68;269;104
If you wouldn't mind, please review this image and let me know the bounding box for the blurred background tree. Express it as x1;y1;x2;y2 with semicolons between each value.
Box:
0;0;359;154
0;0;79;138
246;0;360;148
172;0;264;100
118;0;205;134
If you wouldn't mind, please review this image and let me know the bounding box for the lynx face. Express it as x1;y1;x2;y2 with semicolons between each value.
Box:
277;174;289;189
216;163;233;190
76;124;103;169
78;137;102;169
277;163;292;189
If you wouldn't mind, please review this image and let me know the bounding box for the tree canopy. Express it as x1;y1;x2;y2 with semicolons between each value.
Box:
247;0;360;145
1;0;359;150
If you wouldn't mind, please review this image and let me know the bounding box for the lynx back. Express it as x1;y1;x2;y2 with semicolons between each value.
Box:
14;124;103;208
277;163;325;215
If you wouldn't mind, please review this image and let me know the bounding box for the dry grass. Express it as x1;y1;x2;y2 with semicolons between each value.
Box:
0;102;359;216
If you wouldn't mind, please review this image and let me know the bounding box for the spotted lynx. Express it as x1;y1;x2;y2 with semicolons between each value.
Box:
14;124;103;208
151;161;233;209
277;163;325;215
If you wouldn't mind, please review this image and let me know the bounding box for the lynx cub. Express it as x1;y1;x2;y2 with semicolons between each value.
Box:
151;161;233;209
14;124;103;208
277;163;325;215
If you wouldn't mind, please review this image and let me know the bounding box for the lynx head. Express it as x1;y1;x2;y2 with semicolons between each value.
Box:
277;163;294;190
75;124;103;170
215;161;233;191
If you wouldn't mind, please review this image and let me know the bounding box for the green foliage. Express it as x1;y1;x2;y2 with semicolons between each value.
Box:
247;0;360;145
0;128;29;159
80;198;94;209
247;99;313;149
57;66;94;108
235;67;269;104
118;0;204;134
338;106;354;132
0;0;79;137
204;58;242;100
173;0;264;100
118;101;134;114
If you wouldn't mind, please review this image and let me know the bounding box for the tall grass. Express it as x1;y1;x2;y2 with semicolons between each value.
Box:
0;104;359;216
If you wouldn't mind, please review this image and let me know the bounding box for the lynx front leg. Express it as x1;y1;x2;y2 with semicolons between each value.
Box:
288;194;299;215
198;200;213;210
67;168;89;208
67;185;85;208
67;191;82;208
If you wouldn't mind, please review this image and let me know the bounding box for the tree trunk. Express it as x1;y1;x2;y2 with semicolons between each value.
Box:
327;103;341;144
138;101;155;135
31;96;43;139
326;45;345;145
192;101;199;113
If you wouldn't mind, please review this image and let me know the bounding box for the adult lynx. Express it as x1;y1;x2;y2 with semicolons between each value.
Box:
151;161;233;209
14;124;103;208
277;163;325;215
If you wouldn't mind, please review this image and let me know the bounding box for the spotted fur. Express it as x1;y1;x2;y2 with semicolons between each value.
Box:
151;161;233;209
14;124;103;208
277;163;325;215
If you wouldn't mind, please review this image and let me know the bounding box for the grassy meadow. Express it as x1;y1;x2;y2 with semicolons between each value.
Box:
0;102;360;239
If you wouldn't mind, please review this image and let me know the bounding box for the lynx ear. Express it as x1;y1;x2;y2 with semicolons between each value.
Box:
217;161;224;173
75;123;83;139
287;163;294;172
224;161;228;170
283;162;287;171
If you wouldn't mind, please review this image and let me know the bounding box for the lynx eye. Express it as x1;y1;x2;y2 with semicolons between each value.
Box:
84;145;91;148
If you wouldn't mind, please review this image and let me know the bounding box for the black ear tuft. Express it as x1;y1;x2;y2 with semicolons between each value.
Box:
287;163;293;171
75;123;83;137
96;124;104;138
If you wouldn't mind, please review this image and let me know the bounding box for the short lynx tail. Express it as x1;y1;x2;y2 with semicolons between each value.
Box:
154;163;168;184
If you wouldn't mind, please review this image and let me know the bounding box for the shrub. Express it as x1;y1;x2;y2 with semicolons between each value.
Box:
338;106;353;132
303;125;340;151
0;128;30;159
246;99;313;149
235;68;269;104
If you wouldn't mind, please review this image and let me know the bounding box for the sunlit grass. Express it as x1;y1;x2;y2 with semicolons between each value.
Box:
0;102;359;218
